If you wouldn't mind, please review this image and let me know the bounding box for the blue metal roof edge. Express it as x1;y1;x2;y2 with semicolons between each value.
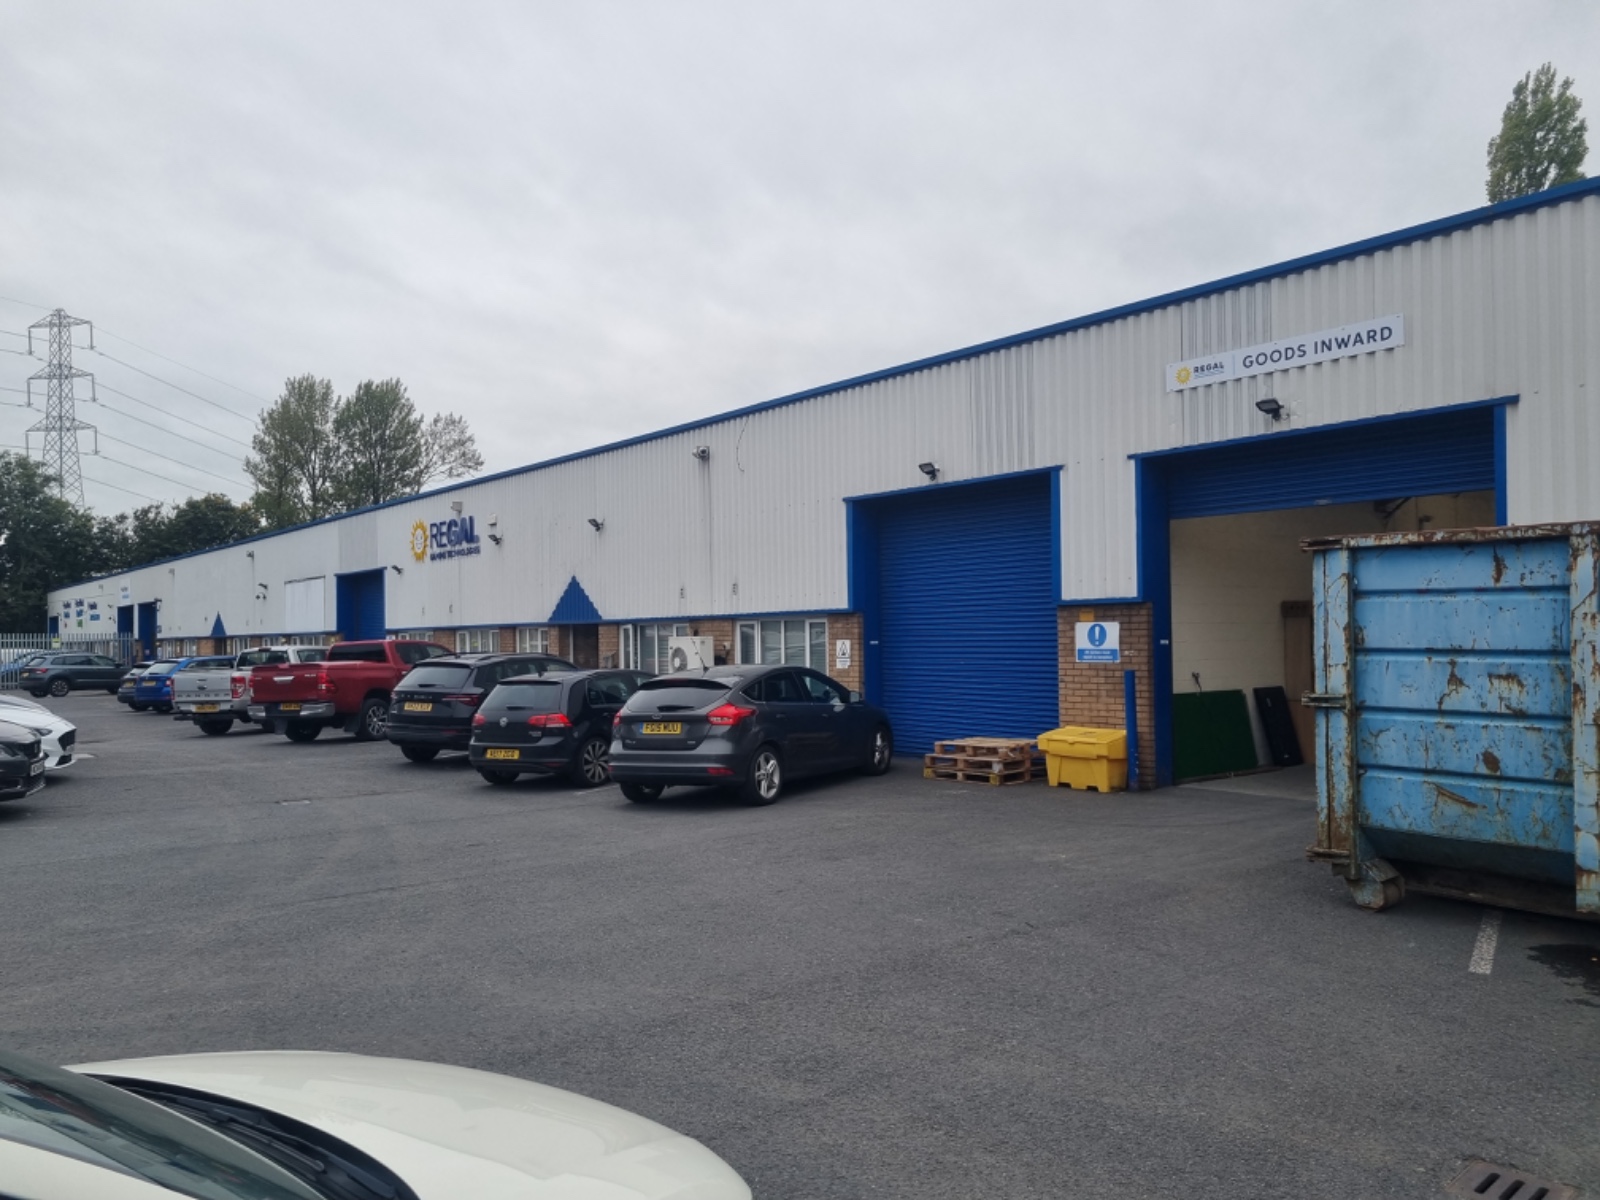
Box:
55;177;1599;590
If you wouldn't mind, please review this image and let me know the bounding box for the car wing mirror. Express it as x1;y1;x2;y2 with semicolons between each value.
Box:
848;690;862;704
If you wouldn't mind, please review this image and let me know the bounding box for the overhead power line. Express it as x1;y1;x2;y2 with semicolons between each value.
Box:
97;326;272;406
96;381;253;450
96;449;227;495
81;469;163;504
94;399;252;467
95;430;248;489
91;348;257;423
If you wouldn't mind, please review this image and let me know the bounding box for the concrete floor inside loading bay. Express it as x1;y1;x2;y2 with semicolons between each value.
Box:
2;695;1595;1199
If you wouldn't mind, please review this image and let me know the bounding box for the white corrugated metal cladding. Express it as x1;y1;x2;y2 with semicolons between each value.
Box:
50;182;1600;638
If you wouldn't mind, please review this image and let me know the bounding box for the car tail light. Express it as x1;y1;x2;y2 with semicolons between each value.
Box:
316;669;334;695
527;713;572;728
613;712;622;729
707;703;757;727
472;712;487;727
441;693;483;707
230;673;247;700
707;766;733;776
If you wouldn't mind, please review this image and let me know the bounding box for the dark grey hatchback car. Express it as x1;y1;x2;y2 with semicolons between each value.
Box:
470;669;652;786
608;665;893;805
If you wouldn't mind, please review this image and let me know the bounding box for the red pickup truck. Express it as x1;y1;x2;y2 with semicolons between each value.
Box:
247;639;452;742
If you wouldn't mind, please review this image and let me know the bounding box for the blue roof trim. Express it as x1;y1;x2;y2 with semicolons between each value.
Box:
548;576;603;624
54;178;1598;589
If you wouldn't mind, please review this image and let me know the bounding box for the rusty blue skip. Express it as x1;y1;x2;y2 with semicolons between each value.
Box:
1305;523;1600;920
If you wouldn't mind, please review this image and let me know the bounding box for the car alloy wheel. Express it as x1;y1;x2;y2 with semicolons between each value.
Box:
354;697;387;741
865;725;893;775
49;679;70;697
742;746;782;806
573;736;609;787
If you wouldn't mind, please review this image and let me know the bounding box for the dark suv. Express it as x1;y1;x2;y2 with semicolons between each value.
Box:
387;652;576;762
0;718;47;802
608;665;894;805
470;669;652;786
22;652;126;697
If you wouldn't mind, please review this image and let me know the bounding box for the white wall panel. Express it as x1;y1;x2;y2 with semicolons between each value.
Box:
50;193;1600;635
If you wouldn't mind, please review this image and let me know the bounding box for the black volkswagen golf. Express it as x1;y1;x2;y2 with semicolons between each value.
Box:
387;652;576;762
469;669;652;786
608;664;893;805
0;719;48;802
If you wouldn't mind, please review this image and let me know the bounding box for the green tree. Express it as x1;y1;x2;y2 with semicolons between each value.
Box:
125;494;261;563
1487;63;1588;202
333;378;484;510
245;375;343;528
333;378;426;510
0;454;103;629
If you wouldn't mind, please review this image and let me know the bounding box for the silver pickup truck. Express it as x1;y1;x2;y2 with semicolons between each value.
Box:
173;645;327;735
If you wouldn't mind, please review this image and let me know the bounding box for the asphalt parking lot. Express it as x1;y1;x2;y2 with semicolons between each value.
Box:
3;694;1598;1198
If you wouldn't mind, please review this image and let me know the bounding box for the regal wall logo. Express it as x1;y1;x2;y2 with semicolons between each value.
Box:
410;521;429;561
1175;366;1192;385
410;514;481;563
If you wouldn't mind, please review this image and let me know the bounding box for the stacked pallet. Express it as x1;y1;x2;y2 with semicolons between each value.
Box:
923;737;1044;786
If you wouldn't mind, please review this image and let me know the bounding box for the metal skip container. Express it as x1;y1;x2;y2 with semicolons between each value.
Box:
1304;524;1600;921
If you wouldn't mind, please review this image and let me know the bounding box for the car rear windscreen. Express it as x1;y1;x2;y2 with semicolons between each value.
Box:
626;679;730;710
145;662;178;675
489;681;564;712
402;664;474;689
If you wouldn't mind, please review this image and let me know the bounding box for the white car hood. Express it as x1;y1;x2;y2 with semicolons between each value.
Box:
71;1051;750;1200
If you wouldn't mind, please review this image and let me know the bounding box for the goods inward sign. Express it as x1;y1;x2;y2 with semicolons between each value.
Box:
1075;621;1120;663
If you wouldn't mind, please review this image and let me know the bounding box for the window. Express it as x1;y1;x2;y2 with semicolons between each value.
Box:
736;619;829;671
516;627;550;654
456;628;500;654
801;671;849;705
627;623;690;673
395;643;450;665
391;630;432;642
746;670;806;703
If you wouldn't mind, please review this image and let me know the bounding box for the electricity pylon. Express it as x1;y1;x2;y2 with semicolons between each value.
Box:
25;308;97;504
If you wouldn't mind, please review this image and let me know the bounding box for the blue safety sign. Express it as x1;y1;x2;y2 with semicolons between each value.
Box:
1075;621;1121;663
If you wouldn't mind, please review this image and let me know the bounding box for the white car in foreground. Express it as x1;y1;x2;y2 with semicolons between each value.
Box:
0;695;76;770
0;1049;751;1200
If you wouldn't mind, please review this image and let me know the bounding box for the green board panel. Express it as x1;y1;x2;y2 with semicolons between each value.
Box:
1172;690;1259;780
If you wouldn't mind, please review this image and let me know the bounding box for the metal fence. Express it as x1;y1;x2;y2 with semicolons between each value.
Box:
0;632;139;689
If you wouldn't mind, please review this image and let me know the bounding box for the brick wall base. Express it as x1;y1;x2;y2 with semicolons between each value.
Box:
1057;603;1156;789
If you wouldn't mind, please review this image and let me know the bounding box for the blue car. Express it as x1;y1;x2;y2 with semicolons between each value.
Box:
130;659;183;713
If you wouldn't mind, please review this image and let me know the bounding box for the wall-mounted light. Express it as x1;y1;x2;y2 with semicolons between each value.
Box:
487;533;503;546
692;445;710;461
587;517;605;531
1255;397;1284;421
390;564;404;575
450;499;464;514
246;550;255;559
918;461;940;480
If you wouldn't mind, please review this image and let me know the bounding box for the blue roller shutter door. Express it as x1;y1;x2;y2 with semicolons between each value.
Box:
1164;406;1497;519
874;475;1058;752
336;571;387;641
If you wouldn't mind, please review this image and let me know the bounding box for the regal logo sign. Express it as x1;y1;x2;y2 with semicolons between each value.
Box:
1166;314;1405;392
410;515;482;563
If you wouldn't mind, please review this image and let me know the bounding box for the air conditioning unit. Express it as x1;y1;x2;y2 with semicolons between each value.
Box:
667;636;715;674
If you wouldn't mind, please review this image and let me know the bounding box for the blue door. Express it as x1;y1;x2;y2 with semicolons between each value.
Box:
136;602;157;660
864;474;1058;753
336;570;387;641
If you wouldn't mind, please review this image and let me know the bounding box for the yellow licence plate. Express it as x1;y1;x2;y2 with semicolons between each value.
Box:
403;701;433;712
193;703;220;713
279;703;301;712
640;722;682;735
485;748;520;761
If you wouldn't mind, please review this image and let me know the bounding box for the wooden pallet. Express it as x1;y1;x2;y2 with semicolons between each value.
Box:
923;761;1041;786
924;736;1043;786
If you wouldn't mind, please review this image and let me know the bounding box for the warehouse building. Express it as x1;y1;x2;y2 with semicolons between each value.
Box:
52;178;1600;786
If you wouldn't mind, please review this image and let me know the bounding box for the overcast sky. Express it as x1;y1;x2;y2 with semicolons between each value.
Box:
1;1;1594;513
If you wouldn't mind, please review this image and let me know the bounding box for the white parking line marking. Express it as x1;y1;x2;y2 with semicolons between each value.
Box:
1468;908;1503;975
